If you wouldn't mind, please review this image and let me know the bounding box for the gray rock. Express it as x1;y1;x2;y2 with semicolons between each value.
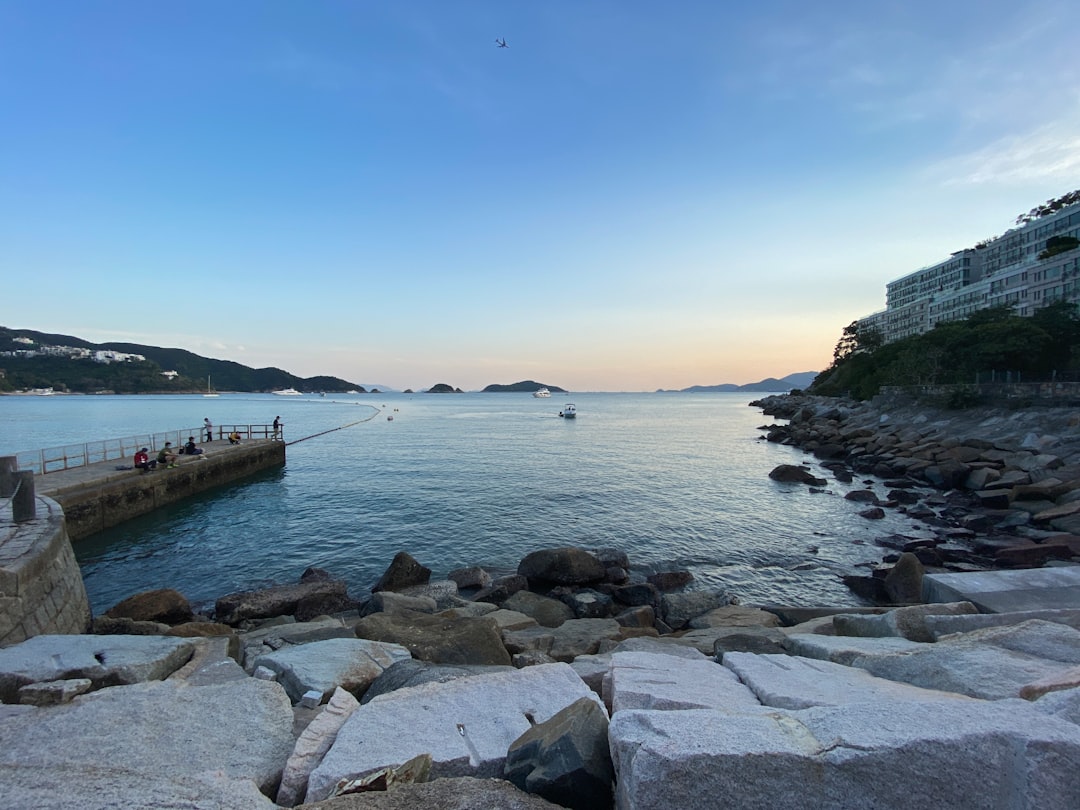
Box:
722;652;973;709
503;590;575;627
360;591;437;617
484;609;540;631
278;687;360;807
371;551;431;593
504;697;613;810
103;588;193;625
833;601;979;643
883;552;924;604
399;580;461;610
355;609;511;666
252;637;412;703
1033;686;1080;726
0;678;294;801
216;580;351;625
560;588;613;619
361;659;515;704
16;677;93;706
660;589;736;630
447;566;492;590
605;651;758;713
609;700;1080;810
517;548;606;586
504;618;622;662
0;634;194;703
782;633;925;665
513;651;559;668
768;464;827;485
305;663;604;803
710;627;789;656
238;617;356;672
688;605;781;629
297;776;561;809
926;609;1080;639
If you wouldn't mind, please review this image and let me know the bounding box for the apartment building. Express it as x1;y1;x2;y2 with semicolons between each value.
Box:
858;197;1080;342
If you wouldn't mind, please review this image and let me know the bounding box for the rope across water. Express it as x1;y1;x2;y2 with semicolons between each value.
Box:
284;406;382;445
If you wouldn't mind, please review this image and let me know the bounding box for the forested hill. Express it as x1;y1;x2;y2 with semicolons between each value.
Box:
0;327;363;394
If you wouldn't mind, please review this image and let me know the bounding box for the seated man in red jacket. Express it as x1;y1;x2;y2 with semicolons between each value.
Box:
134;447;157;472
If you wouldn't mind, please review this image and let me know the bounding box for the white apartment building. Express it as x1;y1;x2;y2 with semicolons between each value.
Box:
859;198;1080;342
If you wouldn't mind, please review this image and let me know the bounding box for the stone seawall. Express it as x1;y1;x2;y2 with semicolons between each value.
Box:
0;496;91;647
42;442;285;541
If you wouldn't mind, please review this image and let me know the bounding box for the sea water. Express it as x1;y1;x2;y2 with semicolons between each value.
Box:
1;392;920;613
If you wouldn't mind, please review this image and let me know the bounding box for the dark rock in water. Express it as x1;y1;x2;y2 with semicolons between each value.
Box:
361;659;514;704
923;460;972;490
859;507;886;520
558;588;614;619
646;571;693;592
593;547;630;570
844;489;879;503
215;580;350;625
473;574;529;604
768;464;827;486
613;582;660;606
843;574;889;603
604;565;630;584
884;552;925;604
504;696;614;810
518;548;606;586
888;489;921;505
447;566;492;590
372;551;432;593
354;609;512;666
813;443;849;460
104;588;193;626
300;567;333;583
296;588;357;621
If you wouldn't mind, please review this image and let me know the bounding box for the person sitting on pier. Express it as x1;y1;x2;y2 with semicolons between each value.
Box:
157;442;178;468
228;431;242;444
183;436;204;456
134;447;157;473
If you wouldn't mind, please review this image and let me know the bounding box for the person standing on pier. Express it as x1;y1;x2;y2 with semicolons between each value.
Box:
273;416;281;439
204;417;213;442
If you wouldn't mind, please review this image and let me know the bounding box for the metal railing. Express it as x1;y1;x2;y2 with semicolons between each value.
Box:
13;425;283;475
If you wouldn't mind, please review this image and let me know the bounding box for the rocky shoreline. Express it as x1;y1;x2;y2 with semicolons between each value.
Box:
3;395;1080;807
752;392;1080;599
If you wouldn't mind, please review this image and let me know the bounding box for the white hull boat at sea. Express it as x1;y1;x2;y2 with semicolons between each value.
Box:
559;403;577;418
272;388;303;396
203;375;219;397
533;388;551;398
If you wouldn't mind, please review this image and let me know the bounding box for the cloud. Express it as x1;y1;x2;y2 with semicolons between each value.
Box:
925;120;1080;186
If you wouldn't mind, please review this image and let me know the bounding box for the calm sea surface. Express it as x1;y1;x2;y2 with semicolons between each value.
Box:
2;392;920;613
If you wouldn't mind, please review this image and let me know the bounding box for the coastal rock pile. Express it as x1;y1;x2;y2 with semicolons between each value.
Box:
753;393;1080;598
2;545;1080;808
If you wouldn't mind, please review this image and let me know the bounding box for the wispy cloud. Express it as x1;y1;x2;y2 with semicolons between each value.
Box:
924;119;1080;186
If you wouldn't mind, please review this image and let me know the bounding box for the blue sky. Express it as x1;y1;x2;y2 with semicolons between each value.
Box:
2;1;1079;391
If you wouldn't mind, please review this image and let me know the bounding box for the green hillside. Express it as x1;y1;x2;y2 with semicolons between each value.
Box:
0;327;364;394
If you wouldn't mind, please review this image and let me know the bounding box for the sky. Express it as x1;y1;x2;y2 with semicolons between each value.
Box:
2;1;1079;392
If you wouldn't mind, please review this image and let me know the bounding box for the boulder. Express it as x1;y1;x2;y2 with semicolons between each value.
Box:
832;601;979;643
251;637;412;703
361;659;515;704
502;619;623;662
646;571;693;591
354;610;511;666
559;588;613;619
609;700;1080;810
447;566;492;590
503;591;575;627
721;652;973;709
0;634;195;703
371;551;431;593
472;574;530;603
612;582;660;606
103;588;193;625
215;580;351;626
517;548;606;586
883;552;924;604
660;589;735;630
0;678;294;803
398;580;460;610
768;464;827;485
297;776;561;809
304;663;603;803
687;605;781;629
504;697;614;810
710;627;789;656
360;591;438;617
604;651;758;713
277;687;361;807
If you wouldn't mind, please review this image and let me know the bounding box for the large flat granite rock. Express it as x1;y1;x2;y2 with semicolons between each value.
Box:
609;700;1080;810
923;566;1080;612
305;662;603;803
251;637;412;703
0;678;294;806
604;651;760;713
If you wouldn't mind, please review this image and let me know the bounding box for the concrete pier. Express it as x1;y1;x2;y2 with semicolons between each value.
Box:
35;440;286;541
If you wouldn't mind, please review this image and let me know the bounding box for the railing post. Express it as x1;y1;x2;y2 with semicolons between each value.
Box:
0;456;17;497
12;471;36;522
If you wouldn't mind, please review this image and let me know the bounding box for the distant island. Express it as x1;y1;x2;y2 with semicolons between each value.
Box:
0;326;366;395
481;380;568;394
656;371;818;393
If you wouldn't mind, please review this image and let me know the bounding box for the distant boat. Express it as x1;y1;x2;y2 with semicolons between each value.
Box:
31;387;55;396
533;387;551;398
559;403;577;418
203;375;219;397
272;388;302;396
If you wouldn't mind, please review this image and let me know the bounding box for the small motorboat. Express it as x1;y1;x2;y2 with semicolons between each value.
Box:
533;387;551;398
559;403;577;418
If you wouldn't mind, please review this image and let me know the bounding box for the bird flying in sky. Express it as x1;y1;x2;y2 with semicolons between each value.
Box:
495;38;508;48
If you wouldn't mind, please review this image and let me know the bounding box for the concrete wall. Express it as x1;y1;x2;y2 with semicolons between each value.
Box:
52;442;285;541
0;496;91;647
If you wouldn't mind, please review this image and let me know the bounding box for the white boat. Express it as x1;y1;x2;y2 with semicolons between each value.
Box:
533;387;551;398
272;388;303;396
559;403;577;418
203;375;219;397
